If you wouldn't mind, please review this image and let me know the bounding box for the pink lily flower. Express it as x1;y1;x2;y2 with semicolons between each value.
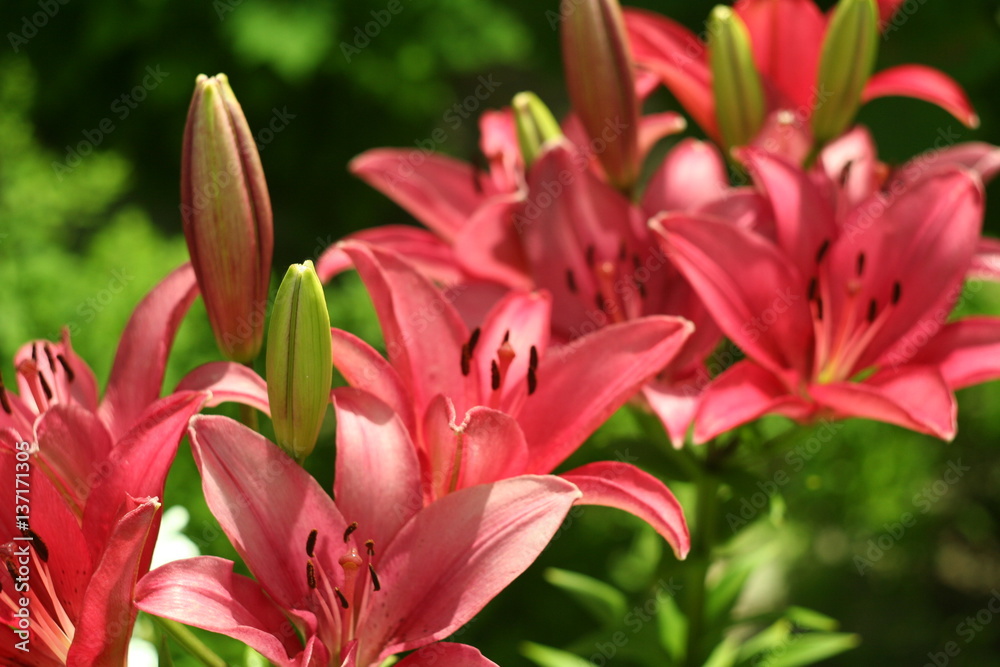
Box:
652;135;1000;442
0;264;268;664
328;241;692;555
135;398;582;666
624;0;979;160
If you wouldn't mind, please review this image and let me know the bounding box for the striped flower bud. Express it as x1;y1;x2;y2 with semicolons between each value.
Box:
707;6;766;153
512;92;564;168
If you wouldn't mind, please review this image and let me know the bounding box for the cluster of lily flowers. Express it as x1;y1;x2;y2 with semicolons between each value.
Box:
3;0;1000;664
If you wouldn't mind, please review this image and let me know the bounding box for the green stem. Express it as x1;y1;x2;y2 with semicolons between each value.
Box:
684;446;722;667
153;617;227;667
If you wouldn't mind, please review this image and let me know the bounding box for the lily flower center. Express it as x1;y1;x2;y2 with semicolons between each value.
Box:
460;328;540;408
566;243;647;325
1;532;75;662
16;342;78;415
303;525;381;662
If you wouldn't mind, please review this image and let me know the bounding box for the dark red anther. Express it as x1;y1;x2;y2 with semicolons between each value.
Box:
343;522;358;543
618;241;627;262
306;529;318;557
0;382;10;415
529;345;538;371
38;374;53;401
892;282;902;304
25;530;47;563
334;587;350;609
566;269;578;293
527;367;538;395
807;277;818;302
490;360;501;391
460;344;472;376
595;293;606;312
56;354;75;382
368;563;381;592
839;160;854;187
365;539;375;557
502;330;510;344
467;328;481;355
856;253;866;277
585;245;596;268
816;299;824;321
867;299;877;323
306;562;317;589
30;345;37;362
815;239;830;264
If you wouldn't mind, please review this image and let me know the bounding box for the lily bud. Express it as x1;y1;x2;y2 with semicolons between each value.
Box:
812;0;879;146
561;0;640;192
181;73;273;363
512;92;564;168
707;6;766;153
266;261;332;463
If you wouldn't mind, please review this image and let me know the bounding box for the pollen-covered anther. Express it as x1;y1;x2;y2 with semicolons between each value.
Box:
25;529;48;563
815;239;831;264
368;563;381;592
856;253;866;277
892;281;902;304
306;561;317;589
334;587;350;609
867;299;878;323
343;522;358;543
527;345;539;396
365;539;375;558
306;529;318;557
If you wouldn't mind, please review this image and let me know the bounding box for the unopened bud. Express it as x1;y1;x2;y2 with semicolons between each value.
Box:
266;261;332;463
181;73;273;363
811;0;879;146
512;92;564;168
707;6;766;152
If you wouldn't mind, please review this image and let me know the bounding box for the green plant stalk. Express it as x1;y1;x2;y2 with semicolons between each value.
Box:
153;617;227;667
684;446;721;667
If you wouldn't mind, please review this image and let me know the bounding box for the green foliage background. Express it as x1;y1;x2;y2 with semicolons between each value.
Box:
2;0;1000;664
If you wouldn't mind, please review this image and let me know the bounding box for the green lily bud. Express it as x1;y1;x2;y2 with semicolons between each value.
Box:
561;0;640;191
512;92;564;168
182;73;273;364
811;0;879;146
708;6;766;153
266;261;332;463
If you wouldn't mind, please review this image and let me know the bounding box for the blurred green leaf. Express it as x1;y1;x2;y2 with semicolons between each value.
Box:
655;587;688;664
521;642;594;667
544;567;628;627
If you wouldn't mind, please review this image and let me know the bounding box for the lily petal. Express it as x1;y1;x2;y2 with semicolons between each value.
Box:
34;403;114;515
395;643;500;667
176;362;271;416
694;360;806;443
810;366;956;440
520;316;693;474
453;197;534;290
350;149;493;241
561;461;690;558
338;241;469;416
135;556;311;667
98;263;199;441
643;139;729;215
317;225;467;286
82;391;206;566
653;213;813;377
360;475;581;665
971;237;1000;282
332;388;423;549
735;0;826;111
907;317;1000;390
863;65;979;129
641;377;701;449
331;328;417;435
624;9;718;139
67;497;160;667
188;414;349;610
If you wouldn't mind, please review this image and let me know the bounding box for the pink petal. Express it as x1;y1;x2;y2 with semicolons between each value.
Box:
478;108;524;194
971;237;1000;282
176;362;271;416
316;225;468;286
736;0;826;111
637;111;688;160
82;391;206;566
906;143;1000;185
816;126;881;208
641;377;702;449
694;360;807;443
847;169;983;368
396;643;499;667
453;197;534;290
561;461;690;558
624;9;718;139
58;328;100;411
338;241;469;416
863;65;979;129
907;317;1000;390
34;403;114;515
519;316;693;474
98;263;199;441
740;148;838;277
359;476;581;665
350;149;493;241
68;496;159;667
653;213;813;377
422;396;530;499
643;139;729;215
876;0;904;25
187;415;348;611
135;556;313;667
332;388;423;548
810;366;956;440
331;327;417;435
